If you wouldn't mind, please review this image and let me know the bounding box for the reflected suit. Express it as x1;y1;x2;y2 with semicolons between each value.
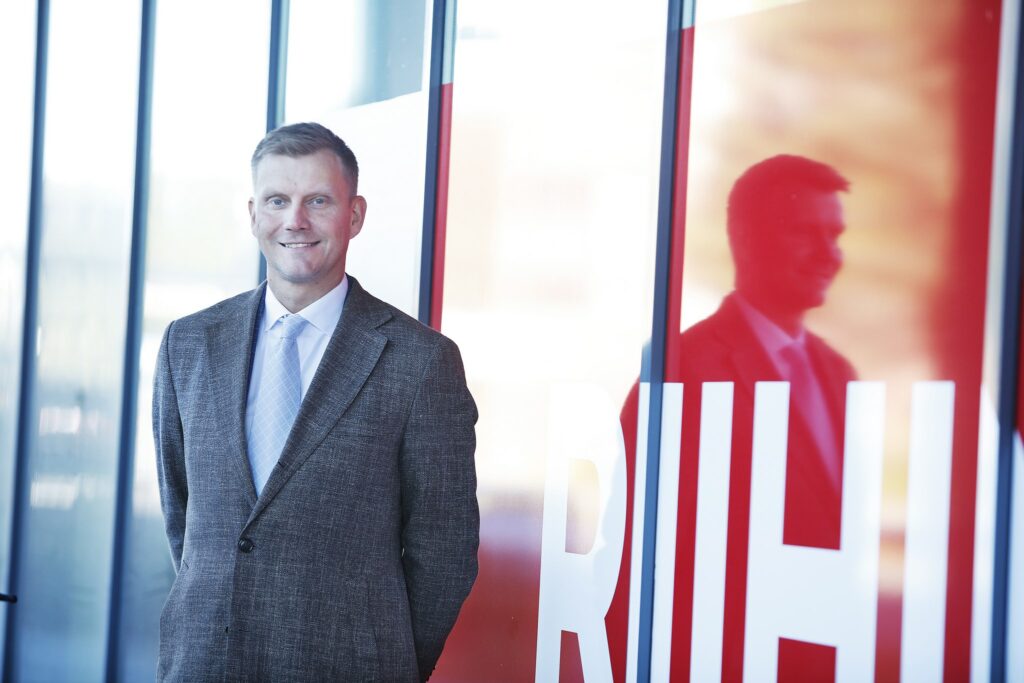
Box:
153;276;479;682
676;293;855;548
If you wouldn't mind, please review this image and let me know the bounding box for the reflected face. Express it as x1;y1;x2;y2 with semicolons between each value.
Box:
738;187;845;312
249;150;365;298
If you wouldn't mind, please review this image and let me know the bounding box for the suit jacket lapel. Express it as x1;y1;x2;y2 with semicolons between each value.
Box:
206;284;265;507
248;277;391;524
712;295;782;398
714;295;837;473
714;295;843;529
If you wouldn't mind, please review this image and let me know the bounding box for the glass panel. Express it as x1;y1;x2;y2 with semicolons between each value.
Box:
1012;319;1024;674
0;0;37;658
434;0;668;679
116;2;269;679
658;1;1008;680
10;0;141;680
1000;2;1023;677
285;0;432;316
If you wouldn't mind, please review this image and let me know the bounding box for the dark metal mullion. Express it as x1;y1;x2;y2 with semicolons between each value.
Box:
2;0;49;678
259;0;290;285
104;0;156;679
991;8;1024;680
636;0;688;680
417;0;450;325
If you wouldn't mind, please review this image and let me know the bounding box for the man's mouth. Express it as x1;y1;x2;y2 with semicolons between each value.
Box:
280;241;319;249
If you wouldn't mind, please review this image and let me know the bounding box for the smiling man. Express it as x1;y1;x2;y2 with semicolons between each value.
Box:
153;122;479;682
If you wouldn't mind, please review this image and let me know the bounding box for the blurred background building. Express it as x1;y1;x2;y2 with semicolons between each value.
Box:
0;0;1022;681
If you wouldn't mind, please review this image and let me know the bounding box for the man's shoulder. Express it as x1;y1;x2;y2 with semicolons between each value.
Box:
350;279;458;355
676;301;737;358
169;287;260;333
806;329;857;381
159;288;260;359
670;296;769;381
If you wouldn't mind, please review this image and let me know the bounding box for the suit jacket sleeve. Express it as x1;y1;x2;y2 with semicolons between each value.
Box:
400;336;480;681
153;321;188;572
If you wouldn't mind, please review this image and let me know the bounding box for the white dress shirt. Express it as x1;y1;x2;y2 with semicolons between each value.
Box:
245;276;349;438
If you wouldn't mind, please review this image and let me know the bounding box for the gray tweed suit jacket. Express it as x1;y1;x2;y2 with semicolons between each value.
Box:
153;276;479;682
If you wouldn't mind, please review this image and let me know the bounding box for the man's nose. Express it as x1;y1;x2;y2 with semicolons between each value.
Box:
286;203;310;230
810;229;842;266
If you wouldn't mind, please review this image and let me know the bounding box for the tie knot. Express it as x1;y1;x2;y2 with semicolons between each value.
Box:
781;341;801;357
274;314;308;341
779;340;809;367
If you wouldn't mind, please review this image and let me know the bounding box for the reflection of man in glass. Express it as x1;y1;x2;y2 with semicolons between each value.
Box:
679;154;855;549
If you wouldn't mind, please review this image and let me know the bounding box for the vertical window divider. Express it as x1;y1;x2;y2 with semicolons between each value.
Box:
104;0;156;679
991;6;1024;680
418;0;456;329
260;0;290;285
3;0;49;677
636;0;695;680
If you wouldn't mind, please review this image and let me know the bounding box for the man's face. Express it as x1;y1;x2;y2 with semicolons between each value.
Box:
738;187;845;312
249;150;365;297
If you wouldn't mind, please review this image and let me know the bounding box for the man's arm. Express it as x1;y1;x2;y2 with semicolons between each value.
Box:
153;321;188;571
400;336;480;681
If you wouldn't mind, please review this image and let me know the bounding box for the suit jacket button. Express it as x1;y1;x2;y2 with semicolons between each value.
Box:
237;537;254;553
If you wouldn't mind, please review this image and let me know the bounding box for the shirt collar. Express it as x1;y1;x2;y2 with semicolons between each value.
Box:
263;275;349;334
733;292;806;355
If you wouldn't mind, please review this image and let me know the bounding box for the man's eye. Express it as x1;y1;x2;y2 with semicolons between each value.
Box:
309;197;327;206
269;198;286;207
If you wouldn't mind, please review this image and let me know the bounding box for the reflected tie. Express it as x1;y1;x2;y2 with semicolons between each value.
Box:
247;313;308;495
779;341;841;491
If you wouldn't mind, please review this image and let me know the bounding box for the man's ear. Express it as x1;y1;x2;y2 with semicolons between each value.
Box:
248;197;256;235
349;196;367;238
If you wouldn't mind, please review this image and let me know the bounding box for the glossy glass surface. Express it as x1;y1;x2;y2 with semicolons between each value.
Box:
285;0;432;316
9;1;140;679
0;1;1019;678
657;1;1007;680
435;1;668;679
0;0;37;662
1013;322;1024;677
116;2;269;679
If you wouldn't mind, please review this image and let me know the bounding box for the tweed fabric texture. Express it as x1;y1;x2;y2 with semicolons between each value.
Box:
153;277;479;682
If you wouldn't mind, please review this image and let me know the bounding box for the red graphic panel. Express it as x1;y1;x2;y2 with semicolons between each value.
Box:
778;638;836;683
437;0;1009;680
645;1;1003;681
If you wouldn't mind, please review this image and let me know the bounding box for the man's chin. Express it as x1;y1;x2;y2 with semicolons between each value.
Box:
269;269;321;287
796;291;829;310
769;288;829;312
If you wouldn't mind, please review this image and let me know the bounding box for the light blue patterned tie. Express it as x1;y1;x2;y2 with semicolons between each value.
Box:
247;313;308;494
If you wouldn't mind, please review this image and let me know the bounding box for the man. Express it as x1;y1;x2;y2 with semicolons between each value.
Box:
675;153;855;549
618;154;855;681
680;156;856;680
153;122;479;682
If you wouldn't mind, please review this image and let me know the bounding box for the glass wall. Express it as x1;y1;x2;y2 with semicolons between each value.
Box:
1013;321;1024;679
0;0;37;659
434;1;668;679
114;2;269;679
0;1;1019;679
285;0;433;316
651;0;1011;681
8;1;140;680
